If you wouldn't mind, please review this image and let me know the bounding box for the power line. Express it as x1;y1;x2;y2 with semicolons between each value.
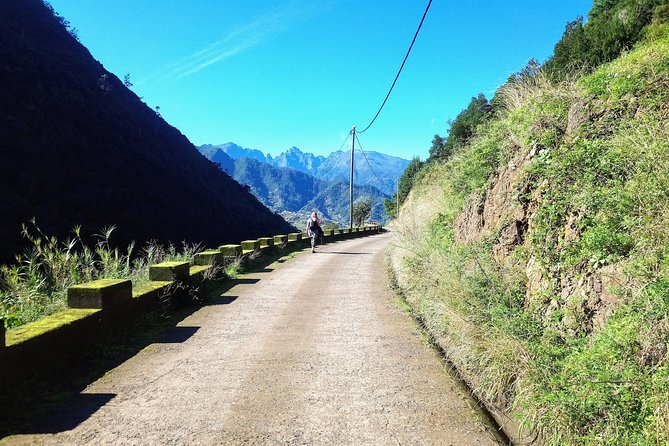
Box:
336;131;351;153
357;0;433;134
354;132;385;188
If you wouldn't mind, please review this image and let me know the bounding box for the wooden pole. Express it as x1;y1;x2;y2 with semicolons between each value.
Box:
349;125;356;229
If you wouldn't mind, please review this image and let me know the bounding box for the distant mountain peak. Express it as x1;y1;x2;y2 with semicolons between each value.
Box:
198;142;409;196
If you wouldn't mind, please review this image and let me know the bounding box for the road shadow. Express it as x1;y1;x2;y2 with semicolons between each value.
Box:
154;326;200;343
1;393;115;437
209;295;239;305
321;251;372;255
0;297;205;439
228;278;260;286
254;268;274;273
0;243;312;438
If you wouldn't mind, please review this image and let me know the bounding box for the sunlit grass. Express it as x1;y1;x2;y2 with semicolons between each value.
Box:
0;220;201;329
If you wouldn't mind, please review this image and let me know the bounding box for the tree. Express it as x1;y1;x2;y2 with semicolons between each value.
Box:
430;94;492;161
384;197;397;219
352;197;372;226
544;0;666;80
398;157;423;203
429;134;446;159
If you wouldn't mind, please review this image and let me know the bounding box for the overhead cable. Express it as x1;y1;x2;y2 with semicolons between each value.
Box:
336;132;351;152
357;0;433;134
354;132;385;187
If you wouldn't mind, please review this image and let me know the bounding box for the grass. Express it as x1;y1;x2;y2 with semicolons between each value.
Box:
0;220;202;329
390;24;669;445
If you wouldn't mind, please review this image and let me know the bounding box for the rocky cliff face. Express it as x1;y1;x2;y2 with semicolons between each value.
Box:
453;138;627;337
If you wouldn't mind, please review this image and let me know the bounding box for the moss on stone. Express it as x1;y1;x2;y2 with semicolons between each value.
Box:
273;235;288;244
219;244;242;256
288;232;302;242
6;309;100;346
189;265;210;276
241;240;260;252
149;261;190;281
258;237;274;247
69;278;128;290
132;281;172;298
194;250;224;266
67;279;132;309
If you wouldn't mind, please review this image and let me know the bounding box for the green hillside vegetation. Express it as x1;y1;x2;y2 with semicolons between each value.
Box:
390;2;669;444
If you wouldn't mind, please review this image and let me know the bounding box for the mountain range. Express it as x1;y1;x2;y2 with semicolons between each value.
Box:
199;142;409;196
197;143;406;225
0;0;293;264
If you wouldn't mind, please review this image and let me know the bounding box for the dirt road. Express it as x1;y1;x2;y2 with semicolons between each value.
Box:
5;232;502;445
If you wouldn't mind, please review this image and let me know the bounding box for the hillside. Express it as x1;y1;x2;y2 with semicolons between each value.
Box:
389;6;669;445
298;182;388;225
231;158;324;214
221;158;389;226
0;0;293;265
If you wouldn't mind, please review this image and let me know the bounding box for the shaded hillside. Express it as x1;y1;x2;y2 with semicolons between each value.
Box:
201;142;269;164
196;153;391;225
231;158;324;213
197;146;235;175
298;182;388;224
0;0;293;264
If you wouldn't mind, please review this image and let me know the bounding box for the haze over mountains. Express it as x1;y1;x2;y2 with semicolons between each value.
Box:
198;143;409;225
0;0;293;264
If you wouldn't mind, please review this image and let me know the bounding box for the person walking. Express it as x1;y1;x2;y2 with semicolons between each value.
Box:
306;211;323;253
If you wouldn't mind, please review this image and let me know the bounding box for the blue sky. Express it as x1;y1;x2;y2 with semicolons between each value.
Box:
49;0;592;160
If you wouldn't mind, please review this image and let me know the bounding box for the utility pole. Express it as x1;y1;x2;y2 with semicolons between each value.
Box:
349;125;356;229
396;177;400;221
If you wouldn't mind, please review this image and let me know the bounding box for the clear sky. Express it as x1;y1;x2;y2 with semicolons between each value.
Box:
48;0;592;160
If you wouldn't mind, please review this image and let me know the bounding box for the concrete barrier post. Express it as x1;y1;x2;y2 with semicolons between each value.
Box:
287;233;302;243
194;250;225;266
219;245;242;257
149;261;190;281
67;279;132;309
258;237;274;249
241;239;260;253
273;235;288;245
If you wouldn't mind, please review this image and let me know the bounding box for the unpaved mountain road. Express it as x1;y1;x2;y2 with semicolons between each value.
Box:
4;231;503;445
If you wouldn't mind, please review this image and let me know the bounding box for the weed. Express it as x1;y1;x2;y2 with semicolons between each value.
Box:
0;220;201;328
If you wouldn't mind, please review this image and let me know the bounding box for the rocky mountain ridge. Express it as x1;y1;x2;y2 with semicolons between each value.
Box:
199;142;408;196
